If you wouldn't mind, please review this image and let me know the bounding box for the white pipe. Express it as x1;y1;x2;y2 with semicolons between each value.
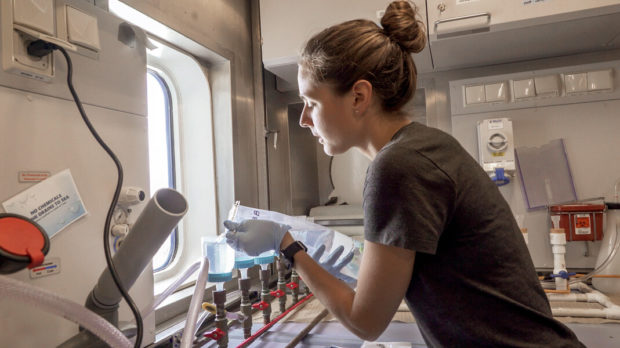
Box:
547;282;620;320
145;260;201;317
0;275;132;348
551;307;620;319
550;230;567;290
547;292;590;302
547;282;594;301
180;256;210;348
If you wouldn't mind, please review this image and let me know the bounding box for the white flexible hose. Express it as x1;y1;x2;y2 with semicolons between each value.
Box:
146;260;201;317
180;256;210;348
0;275;132;348
194;311;210;336
569;217;620;284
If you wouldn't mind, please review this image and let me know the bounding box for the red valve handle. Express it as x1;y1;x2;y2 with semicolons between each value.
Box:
270;289;285;298
252;301;270;311
204;328;226;340
286;282;299;290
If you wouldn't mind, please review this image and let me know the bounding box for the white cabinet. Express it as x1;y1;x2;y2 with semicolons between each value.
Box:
427;0;620;70
260;0;620;85
259;0;432;91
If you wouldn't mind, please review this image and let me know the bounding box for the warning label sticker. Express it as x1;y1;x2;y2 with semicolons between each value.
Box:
574;214;592;235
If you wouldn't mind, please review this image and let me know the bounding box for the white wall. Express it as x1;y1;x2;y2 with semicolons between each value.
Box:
453;96;620;269
419;49;620;270
0;90;151;346
0;1;149;346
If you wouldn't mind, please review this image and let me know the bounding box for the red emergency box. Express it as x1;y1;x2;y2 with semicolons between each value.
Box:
549;204;606;241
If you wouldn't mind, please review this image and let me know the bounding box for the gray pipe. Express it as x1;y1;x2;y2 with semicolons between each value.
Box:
58;188;188;348
88;188;188;321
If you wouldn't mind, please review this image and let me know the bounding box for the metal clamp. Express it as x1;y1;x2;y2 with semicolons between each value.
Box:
434;12;491;33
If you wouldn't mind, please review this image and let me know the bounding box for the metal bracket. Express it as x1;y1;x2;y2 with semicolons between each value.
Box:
264;129;280;149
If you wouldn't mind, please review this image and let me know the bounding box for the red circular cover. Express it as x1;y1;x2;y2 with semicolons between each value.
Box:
0;217;45;256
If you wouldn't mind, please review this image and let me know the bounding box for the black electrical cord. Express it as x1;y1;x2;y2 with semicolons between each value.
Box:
54;45;143;348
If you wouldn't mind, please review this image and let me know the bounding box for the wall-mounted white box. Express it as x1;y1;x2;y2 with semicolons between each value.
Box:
13;0;55;35
465;85;486;105
66;6;101;51
485;82;507;102
587;69;613;91
565;73;588;94
513;79;535;100
477;118;515;174
535;75;561;96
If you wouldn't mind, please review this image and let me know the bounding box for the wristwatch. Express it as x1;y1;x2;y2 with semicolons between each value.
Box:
280;240;307;266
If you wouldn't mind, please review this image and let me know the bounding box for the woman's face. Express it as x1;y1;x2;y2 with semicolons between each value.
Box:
297;70;360;156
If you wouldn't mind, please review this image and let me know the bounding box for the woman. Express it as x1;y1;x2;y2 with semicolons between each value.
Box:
225;1;585;346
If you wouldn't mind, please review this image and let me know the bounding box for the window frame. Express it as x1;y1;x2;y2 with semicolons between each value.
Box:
145;37;222;293
147;68;179;272
110;1;237;332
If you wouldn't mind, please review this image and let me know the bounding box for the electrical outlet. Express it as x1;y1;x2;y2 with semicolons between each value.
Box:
1;1;54;81
12;31;53;74
477;118;515;174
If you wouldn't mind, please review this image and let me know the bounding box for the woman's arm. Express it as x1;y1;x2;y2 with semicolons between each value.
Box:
280;232;416;341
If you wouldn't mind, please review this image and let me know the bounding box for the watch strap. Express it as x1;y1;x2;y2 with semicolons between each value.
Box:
280;240;307;266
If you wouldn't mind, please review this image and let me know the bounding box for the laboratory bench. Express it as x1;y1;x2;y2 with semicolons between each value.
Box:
201;321;620;347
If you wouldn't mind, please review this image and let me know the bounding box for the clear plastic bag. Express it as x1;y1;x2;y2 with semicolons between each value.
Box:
230;204;362;280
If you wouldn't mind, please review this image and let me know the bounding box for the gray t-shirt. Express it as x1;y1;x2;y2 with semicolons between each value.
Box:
364;122;584;347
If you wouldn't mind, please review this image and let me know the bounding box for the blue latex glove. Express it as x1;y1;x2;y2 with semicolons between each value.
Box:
223;219;290;256
310;244;356;284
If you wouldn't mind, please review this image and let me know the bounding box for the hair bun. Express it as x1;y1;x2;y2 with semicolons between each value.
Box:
380;1;426;54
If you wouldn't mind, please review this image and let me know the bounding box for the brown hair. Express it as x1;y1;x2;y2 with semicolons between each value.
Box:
299;1;426;112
